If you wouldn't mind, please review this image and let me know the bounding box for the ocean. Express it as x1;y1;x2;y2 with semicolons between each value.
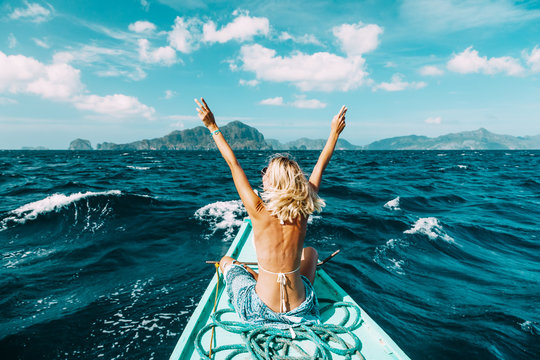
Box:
0;150;538;359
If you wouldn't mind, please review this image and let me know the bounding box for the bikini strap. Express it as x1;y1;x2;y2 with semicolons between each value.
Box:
257;263;301;313
257;263;301;275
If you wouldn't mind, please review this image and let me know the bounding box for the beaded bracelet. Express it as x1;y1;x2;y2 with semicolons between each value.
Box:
211;129;221;136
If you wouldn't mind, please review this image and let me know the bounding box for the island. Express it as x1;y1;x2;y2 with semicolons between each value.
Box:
67;122;540;151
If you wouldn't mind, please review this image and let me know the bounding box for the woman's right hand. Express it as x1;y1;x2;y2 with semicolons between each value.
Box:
195;97;217;130
331;105;347;136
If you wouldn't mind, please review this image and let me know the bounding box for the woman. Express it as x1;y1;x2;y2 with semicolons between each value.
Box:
195;98;347;327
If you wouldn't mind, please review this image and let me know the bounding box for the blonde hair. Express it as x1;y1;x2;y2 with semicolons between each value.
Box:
261;154;325;223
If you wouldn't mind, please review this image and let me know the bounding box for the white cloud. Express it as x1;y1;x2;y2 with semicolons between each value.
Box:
140;0;149;11
332;22;383;56
523;46;540;73
425;116;442;124
203;11;269;43
164;90;176;99
8;33;17;48
138;39;177;66
373;74;427;92
239;44;369;92
54;45;146;80
0;51;82;100
95;67;147;81
9;1;53;23
129;21;157;33
259;95;326;108
260;97;284;106
279;32;321;45
401;0;540;32
0;97;17;105
239;79;259;87
168;16;201;53
0;51;155;119
74;94;155;119
291;96;327;109
419;65;444;76
447;47;524;76
33;38;50;48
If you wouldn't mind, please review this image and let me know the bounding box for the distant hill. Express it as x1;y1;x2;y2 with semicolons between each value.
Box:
267;138;360;150
68;122;539;151
69;138;93;150
365;128;540;150
96;121;271;150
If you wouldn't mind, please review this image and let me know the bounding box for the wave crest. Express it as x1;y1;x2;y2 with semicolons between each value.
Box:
404;217;455;243
194;200;247;240
1;190;121;231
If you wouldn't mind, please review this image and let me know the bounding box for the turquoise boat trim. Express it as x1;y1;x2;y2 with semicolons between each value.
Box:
169;218;411;359
169;220;252;360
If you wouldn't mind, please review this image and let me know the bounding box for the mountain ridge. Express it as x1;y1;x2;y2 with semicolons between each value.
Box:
67;121;540;150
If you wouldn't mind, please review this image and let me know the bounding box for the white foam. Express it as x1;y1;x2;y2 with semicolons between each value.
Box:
126;166;150;170
404;217;455;243
373;238;407;275
457;164;467;169
194;200;247;240
1;190;121;230
384;196;400;211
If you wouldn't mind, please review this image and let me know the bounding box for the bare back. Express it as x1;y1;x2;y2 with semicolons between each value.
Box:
252;212;308;313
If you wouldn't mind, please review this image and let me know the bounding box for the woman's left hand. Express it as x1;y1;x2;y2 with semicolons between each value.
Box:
195;98;217;129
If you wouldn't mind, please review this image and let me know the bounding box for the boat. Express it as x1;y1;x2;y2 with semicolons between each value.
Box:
169;218;411;359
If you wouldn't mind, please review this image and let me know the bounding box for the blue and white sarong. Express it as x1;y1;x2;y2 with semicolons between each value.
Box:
224;264;320;329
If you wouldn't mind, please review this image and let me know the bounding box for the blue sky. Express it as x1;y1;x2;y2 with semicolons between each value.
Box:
1;0;539;149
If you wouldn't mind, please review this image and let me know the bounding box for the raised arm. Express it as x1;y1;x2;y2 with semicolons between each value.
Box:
195;98;263;218
309;105;347;193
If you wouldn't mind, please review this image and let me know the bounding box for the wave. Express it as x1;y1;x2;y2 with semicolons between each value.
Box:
194;200;247;240
0;190;121;231
404;217;455;243
384;196;400;211
373;238;409;275
126;166;150;170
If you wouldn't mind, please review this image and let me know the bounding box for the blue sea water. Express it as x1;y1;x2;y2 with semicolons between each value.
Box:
0;150;538;360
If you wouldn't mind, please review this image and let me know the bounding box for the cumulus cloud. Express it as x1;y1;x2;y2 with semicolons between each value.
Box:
203;11;269;43
260;97;284;106
9;1;53;23
425;116;442;124
168;16;201;53
279;32;321;45
291;96;327;109
239;44;369;92
0;51;82;100
129;21;157;33
138;39;177;66
447;47;524;76
8;33;17;48
332;22;383;56
373;74;426;92
74;94;155;119
239;79;259;87
0;51;155;119
419;65;444;76
523;46;540;73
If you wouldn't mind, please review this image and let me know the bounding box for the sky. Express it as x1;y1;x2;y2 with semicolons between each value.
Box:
0;0;539;149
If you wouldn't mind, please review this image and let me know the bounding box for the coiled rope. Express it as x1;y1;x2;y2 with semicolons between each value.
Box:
195;299;364;359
